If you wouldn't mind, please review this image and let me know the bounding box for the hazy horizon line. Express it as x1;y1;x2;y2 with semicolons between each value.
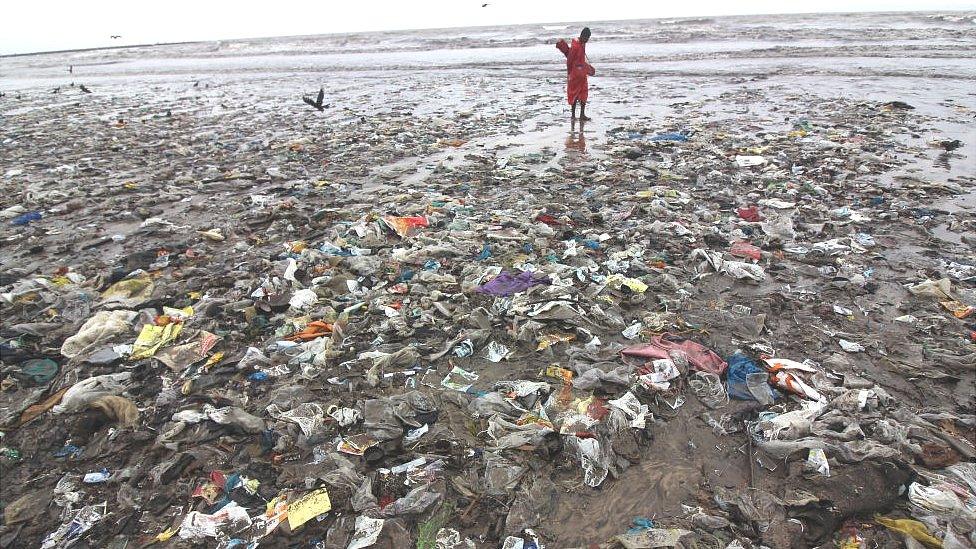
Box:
3;7;973;58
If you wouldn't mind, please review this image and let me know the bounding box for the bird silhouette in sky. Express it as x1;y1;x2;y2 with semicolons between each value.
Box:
111;35;121;39
482;3;489;6
303;88;327;111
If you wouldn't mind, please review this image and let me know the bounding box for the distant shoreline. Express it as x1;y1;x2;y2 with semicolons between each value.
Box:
0;41;201;59
2;9;972;58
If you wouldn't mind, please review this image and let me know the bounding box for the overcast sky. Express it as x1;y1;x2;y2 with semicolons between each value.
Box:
2;0;974;55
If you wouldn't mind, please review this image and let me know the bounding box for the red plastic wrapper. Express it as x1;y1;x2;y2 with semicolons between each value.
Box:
730;241;762;261
736;206;761;222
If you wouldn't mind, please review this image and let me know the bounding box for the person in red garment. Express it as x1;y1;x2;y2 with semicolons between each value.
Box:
556;27;594;121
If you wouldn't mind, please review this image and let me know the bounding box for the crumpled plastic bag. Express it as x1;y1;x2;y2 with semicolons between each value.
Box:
484;455;527;496
758;437;900;463
763;358;823;401
691;248;766;281
908;482;969;517
60;310;137;358
365;398;406;441
205;405;266;433
52;372;132;414
761;213;796;240
289;288;318;310
381;483;442;516
907;278;953;300
267;402;326;437
328;405;362;427
722;260;766;281
572;362;633;390
946;463;976;496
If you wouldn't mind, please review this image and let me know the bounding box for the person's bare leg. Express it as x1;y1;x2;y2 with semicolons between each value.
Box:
571;100;578;120
579;101;591;121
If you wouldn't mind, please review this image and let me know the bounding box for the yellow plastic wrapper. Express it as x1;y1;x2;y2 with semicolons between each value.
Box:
536;332;576;351
875;516;943;549
258;494;289;536
287;487;332;530
542;364;574;383
155;527;178;542
131;324;182;360
242;477;261;495
130;306;192;360
516;410;554;430
606;274;648;294
204;351;224;369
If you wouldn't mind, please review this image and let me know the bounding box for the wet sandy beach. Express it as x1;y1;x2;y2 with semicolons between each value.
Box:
1;11;975;549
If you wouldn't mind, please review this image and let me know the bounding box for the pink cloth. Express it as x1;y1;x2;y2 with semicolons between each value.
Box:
621;334;728;375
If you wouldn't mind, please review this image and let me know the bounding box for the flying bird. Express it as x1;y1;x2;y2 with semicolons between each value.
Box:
303;88;327;111
111;35;121;39
482;3;489;6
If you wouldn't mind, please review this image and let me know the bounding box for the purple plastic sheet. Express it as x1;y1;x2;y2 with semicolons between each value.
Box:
476;271;549;297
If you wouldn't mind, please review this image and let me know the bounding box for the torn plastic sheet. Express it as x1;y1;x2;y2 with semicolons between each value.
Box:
576;436;610;487
347;515;385;549
441;366;478;392
179;501;253;540
40;502;107;549
608;392;650;428
267;402;326;437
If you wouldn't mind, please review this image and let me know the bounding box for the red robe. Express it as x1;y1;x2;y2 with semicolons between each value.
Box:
557;38;592;105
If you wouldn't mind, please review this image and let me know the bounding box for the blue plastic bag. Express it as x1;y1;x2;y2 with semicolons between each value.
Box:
726;353;775;402
11;211;42;226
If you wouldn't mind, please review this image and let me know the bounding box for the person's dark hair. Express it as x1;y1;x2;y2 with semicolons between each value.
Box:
581;27;591;40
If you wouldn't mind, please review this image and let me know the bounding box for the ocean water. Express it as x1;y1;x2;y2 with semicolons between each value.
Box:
2;11;975;88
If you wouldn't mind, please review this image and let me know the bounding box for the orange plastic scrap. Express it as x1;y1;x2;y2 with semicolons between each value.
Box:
940;300;974;319
763;358;822;401
285;320;333;342
381;215;429;238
